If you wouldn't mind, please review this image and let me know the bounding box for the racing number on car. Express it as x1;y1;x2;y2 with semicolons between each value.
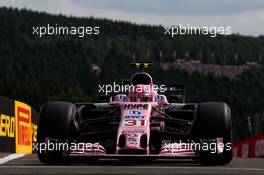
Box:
123;119;146;126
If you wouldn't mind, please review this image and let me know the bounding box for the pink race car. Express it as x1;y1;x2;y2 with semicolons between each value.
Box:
37;63;232;165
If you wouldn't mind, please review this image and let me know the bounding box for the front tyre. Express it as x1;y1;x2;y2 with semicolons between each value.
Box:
37;101;77;164
192;102;232;165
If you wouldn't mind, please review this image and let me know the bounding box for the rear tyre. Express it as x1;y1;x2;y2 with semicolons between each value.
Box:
37;101;77;164
191;102;232;165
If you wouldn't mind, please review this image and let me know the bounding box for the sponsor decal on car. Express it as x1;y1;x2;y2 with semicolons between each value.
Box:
123;104;148;110
122;119;146;126
122;129;145;134
124;115;145;119
128;110;141;115
118;95;126;101
155;95;164;101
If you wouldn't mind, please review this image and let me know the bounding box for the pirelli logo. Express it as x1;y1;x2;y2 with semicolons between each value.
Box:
15;101;32;154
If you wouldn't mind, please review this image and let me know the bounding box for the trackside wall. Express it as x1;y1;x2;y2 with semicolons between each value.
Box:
0;96;38;154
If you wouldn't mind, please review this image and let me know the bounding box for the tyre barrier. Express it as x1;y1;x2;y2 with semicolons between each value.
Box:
233;134;264;158
0;96;38;154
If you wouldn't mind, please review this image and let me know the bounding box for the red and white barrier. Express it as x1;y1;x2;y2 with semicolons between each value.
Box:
233;134;264;158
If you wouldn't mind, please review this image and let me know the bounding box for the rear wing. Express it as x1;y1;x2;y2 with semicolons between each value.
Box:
159;85;185;103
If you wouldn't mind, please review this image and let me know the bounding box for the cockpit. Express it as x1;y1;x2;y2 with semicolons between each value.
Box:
131;73;153;85
112;72;168;104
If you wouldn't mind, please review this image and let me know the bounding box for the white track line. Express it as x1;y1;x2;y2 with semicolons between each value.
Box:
0;154;25;164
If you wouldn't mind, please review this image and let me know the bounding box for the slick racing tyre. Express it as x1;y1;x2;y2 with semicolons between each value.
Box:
192;102;232;165
37;101;77;164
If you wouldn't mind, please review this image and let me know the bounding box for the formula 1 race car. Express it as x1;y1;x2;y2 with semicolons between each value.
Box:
37;63;232;165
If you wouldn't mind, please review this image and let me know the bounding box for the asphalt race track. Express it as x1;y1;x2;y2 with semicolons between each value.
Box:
0;154;264;175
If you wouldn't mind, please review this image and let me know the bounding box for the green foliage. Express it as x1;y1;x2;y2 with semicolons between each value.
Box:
48;86;90;103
